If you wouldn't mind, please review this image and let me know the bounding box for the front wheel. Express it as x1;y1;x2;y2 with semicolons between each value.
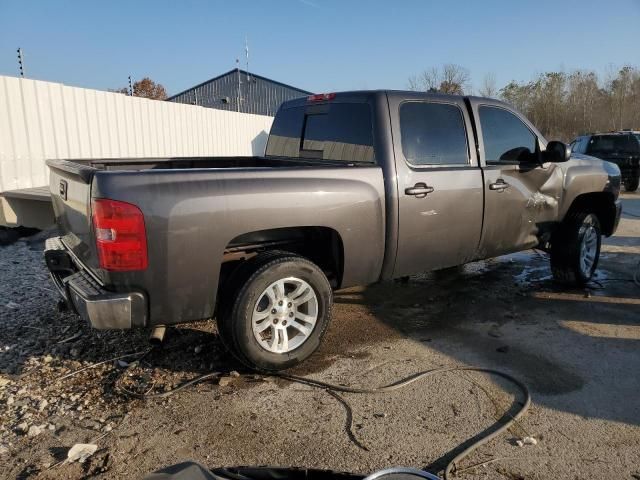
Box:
551;212;602;285
218;252;332;371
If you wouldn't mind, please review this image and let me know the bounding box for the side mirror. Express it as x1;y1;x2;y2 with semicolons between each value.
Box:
545;141;571;163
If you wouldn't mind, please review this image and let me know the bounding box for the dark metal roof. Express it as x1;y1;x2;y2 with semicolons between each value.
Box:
167;68;313;116
167;68;312;100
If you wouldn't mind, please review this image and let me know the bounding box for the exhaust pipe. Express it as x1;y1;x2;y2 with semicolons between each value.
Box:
149;326;166;345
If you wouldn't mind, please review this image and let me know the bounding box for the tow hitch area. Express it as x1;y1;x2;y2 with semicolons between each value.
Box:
43;236;148;329
43;237;75;299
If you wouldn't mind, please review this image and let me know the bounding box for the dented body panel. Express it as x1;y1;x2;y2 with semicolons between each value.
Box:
478;163;563;257
557;154;622;219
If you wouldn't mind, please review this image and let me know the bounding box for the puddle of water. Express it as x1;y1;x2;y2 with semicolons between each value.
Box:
497;250;540;265
513;265;551;285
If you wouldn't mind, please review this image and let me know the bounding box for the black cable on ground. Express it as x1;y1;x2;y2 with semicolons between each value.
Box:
117;364;531;479
115;258;640;475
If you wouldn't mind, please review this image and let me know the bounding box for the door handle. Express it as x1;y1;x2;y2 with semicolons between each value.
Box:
405;183;434;198
489;179;510;191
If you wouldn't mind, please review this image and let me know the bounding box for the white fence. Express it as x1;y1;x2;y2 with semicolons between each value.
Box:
0;75;274;193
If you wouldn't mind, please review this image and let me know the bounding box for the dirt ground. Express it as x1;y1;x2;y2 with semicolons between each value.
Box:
1;193;639;480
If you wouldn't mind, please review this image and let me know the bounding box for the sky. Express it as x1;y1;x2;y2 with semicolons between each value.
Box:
0;0;639;96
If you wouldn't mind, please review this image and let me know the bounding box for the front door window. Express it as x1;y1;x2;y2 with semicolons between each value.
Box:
479;106;537;163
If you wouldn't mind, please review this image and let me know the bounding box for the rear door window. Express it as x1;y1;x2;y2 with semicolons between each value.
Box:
399;102;469;166
266;103;375;163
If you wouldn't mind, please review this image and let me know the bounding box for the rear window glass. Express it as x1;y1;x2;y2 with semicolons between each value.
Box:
587;135;639;155
266;103;375;163
265;107;304;158
399;102;469;165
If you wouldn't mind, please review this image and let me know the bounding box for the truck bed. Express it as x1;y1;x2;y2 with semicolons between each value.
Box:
47;156;387;326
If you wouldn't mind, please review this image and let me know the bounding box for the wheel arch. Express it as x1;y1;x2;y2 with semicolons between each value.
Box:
218;226;345;300
562;192;618;237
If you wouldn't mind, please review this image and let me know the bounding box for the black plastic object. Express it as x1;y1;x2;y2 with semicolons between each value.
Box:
143;464;365;480
143;463;440;480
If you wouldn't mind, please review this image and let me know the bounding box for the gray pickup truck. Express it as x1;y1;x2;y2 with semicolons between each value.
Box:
45;90;622;370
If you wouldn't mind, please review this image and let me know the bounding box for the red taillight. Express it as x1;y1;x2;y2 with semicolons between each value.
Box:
92;198;148;271
307;92;336;102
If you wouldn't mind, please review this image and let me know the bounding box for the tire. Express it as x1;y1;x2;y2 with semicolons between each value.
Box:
551;212;601;285
217;251;332;371
624;175;639;192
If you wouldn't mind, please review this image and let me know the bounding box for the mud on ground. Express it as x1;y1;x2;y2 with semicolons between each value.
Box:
1;193;639;480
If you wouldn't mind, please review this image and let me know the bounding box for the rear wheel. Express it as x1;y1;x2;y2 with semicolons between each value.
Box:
218;252;332;371
551;212;601;285
624;174;639;192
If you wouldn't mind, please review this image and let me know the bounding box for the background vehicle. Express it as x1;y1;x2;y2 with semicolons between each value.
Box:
45;91;622;370
570;132;640;191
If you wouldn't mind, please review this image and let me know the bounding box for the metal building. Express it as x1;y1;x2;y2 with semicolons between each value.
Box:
167;68;312;117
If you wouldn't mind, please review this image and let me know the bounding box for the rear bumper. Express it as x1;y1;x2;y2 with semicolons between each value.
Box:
44;237;147;329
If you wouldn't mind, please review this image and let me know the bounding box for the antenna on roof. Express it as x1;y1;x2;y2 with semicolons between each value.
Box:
235;58;241;112
245;37;251;82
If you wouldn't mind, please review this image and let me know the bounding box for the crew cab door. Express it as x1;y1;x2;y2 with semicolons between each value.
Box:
468;100;562;257
388;94;484;277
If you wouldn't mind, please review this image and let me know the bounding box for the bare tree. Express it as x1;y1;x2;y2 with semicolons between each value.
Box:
608;66;634;130
439;64;470;94
479;72;498;98
407;74;421;91
421;66;441;92
407;64;469;94
499;66;640;140
408;63;640;140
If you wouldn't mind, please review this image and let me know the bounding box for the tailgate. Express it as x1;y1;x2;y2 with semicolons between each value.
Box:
47;160;99;269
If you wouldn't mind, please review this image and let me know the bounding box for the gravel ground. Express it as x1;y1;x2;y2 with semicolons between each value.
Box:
1;193;639;480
